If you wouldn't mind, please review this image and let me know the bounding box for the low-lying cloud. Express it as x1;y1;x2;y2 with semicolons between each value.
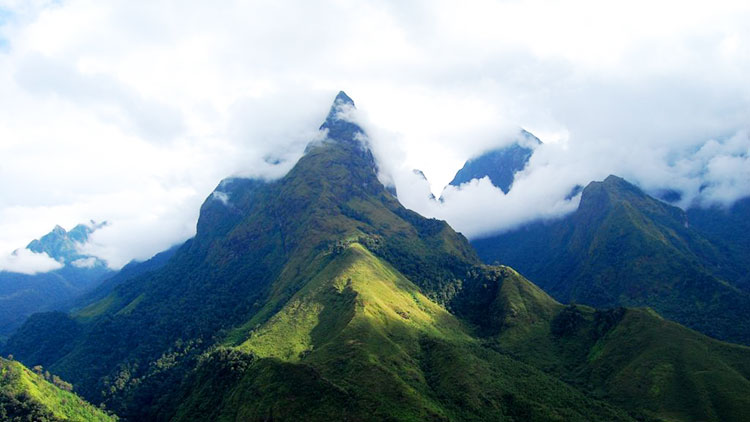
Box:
0;248;62;274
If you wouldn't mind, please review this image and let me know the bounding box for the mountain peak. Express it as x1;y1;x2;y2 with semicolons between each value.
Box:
310;90;369;154
448;129;541;194
583;174;643;196
26;222;106;265
323;90;356;126
597;174;648;199
602;174;626;185
334;90;354;106
579;175;637;211
576;175;690;234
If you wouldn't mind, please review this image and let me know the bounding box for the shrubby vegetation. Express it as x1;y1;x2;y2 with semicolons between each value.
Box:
0;391;63;422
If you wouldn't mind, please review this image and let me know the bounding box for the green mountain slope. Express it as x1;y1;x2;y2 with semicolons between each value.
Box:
472;175;750;345
170;243;631;422
68;244;179;312
0;357;115;422
3;92;484;420
467;268;750;422
5;93;750;421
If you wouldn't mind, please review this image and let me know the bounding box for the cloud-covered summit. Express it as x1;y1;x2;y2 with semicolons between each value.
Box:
448;129;541;194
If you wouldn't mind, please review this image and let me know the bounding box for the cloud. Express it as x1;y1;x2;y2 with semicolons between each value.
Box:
657;130;750;207
0;248;62;274
381;127;750;239
0;0;747;264
70;256;97;268
210;190;230;206
382;153;581;239
15;55;185;141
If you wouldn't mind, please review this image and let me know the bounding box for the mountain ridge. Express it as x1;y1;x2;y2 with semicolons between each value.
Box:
472;174;750;345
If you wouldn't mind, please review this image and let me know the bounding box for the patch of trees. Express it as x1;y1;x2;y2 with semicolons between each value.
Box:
31;365;73;392
0;391;63;422
449;266;509;335
374;234;473;306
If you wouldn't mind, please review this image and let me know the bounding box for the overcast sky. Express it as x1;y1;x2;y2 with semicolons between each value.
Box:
1;0;749;273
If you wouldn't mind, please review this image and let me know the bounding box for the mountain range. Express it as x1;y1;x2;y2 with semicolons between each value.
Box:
472;175;750;345
3;92;750;421
444;132;750;345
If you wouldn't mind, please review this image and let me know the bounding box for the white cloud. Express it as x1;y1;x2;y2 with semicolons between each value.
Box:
382;149;582;239
0;0;747;264
15;54;185;141
210;191;230;206
0;248;62;274
70;256;97;268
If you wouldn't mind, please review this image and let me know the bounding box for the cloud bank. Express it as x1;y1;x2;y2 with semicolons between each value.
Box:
0;0;747;266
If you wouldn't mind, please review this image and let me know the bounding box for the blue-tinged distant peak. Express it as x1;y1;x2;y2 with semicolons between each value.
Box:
333;90;354;107
26;221;106;266
448;129;542;194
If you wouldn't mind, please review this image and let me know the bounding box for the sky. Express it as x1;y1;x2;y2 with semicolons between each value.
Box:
0;0;749;273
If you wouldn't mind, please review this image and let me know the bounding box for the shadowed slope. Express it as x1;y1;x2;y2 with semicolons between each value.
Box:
687;197;750;289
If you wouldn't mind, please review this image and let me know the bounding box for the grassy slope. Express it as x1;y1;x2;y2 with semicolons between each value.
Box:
0;358;115;421
479;269;750;422
173;244;632;422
